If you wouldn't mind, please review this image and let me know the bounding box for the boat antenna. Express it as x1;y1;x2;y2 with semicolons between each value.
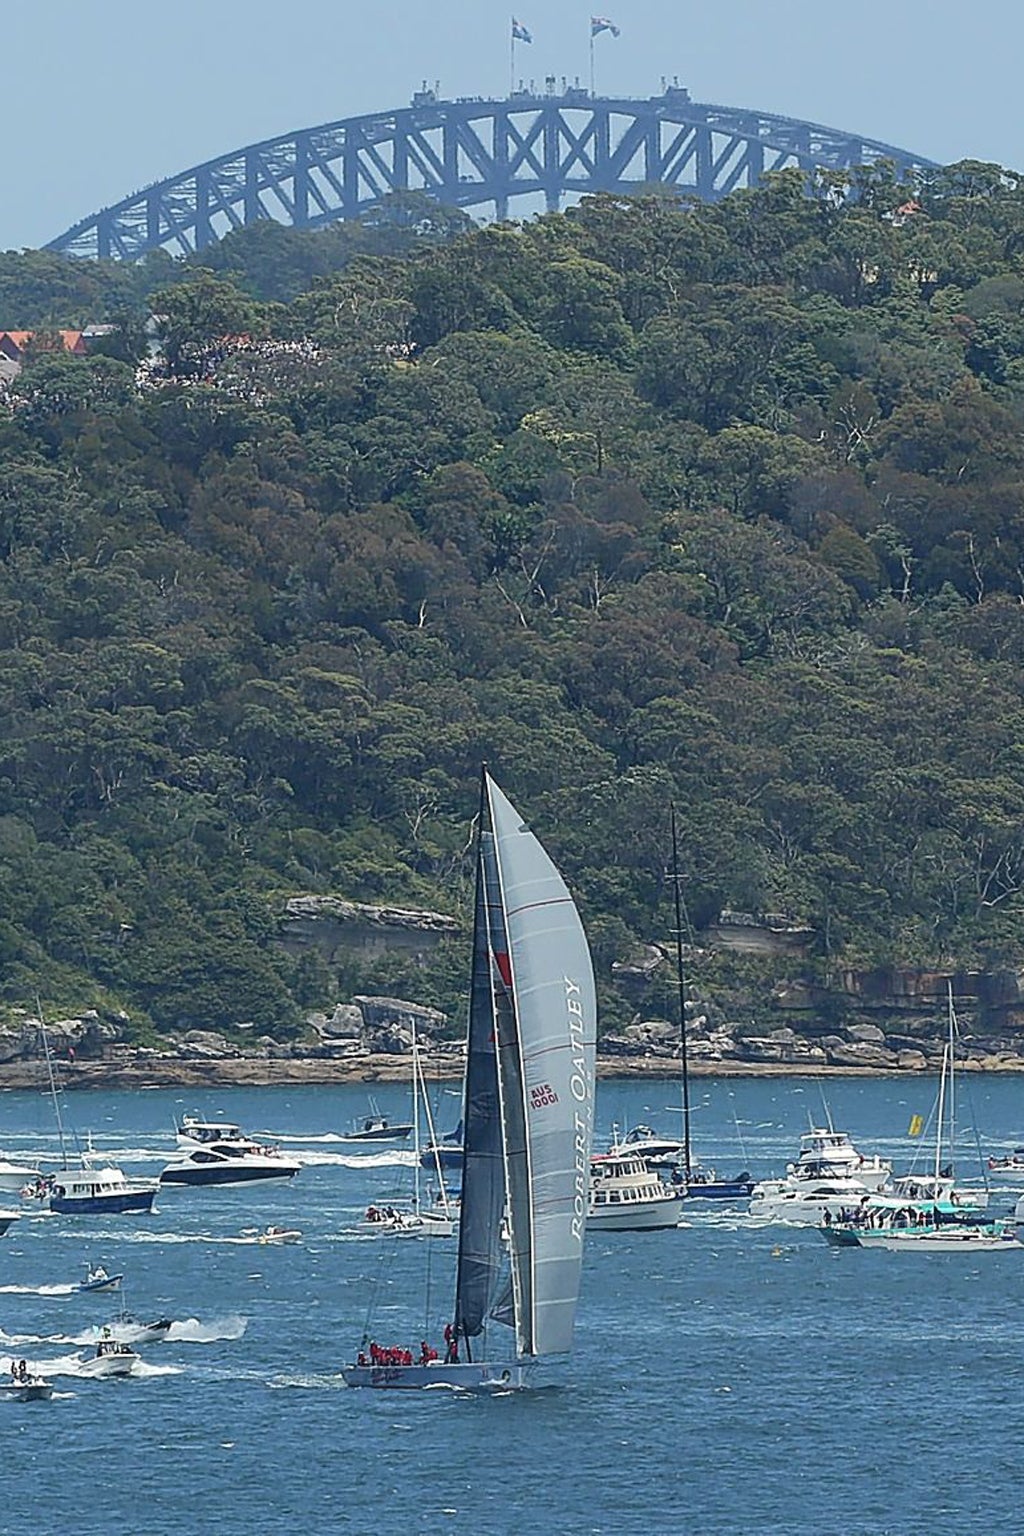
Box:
670;805;692;1183
37;999;70;1170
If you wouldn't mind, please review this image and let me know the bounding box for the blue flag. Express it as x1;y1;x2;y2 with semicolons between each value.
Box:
590;15;620;36
512;17;532;42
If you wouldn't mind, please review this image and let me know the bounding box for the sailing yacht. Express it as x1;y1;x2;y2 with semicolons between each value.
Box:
343;769;597;1391
360;1025;455;1238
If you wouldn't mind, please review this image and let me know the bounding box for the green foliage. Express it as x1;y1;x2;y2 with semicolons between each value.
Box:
7;166;1024;1037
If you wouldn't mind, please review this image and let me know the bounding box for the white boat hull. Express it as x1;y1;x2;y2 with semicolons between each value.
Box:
79;1351;138;1378
588;1196;679;1232
342;1360;528;1391
855;1227;1021;1252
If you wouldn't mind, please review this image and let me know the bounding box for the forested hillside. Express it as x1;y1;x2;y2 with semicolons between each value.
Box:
4;162;1024;1041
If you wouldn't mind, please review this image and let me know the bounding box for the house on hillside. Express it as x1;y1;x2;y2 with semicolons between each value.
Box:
0;328;89;384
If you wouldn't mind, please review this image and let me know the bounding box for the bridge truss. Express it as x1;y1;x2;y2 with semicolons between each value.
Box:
47;88;936;261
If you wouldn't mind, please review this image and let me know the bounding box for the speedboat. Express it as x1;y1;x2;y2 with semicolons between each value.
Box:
0;1209;21;1237
255;1224;302;1244
988;1148;1024;1183
76;1265;123;1293
0;1154;40;1193
45;1161;158;1216
588;1150;680;1231
113;1314;172;1343
79;1339;139;1378
161;1119;301;1186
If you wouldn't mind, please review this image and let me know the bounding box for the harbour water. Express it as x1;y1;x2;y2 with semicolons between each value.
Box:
3;1071;1024;1536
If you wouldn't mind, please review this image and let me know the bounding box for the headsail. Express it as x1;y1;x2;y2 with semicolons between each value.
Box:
454;774;595;1363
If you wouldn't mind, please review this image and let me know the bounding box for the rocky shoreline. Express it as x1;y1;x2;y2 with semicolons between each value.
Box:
4;1049;1024;1093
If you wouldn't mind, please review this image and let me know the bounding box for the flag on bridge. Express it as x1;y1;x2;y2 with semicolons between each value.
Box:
512;17;532;42
590;16;620;37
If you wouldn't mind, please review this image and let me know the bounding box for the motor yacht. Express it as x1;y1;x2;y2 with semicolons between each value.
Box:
161;1118;301;1186
588;1150;680;1231
789;1126;892;1190
0;1154;40;1194
748;1173;877;1224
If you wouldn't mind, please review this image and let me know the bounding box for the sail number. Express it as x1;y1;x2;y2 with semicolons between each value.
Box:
530;1083;560;1109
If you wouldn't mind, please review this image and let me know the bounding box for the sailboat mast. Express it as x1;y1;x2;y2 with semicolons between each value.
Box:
671;806;692;1183
411;1018;421;1218
946;980;957;1180
39;1015;70;1170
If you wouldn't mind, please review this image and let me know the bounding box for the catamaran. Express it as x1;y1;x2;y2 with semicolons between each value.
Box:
343;769;597;1391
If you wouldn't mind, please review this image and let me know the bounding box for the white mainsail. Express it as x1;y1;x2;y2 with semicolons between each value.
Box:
455;773;596;1360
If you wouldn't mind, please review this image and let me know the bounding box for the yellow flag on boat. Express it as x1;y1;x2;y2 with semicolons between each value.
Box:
908;1114;924;1137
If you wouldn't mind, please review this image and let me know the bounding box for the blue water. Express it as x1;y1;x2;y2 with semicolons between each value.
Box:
3;1072;1024;1536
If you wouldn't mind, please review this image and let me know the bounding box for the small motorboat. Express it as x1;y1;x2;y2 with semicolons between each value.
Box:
115;1315;172;1343
2;1365;54;1402
76;1265;123;1294
79;1339;139;1378
256;1224;302;1244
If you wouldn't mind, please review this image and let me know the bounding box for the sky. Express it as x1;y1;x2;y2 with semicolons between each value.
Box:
6;0;1024;253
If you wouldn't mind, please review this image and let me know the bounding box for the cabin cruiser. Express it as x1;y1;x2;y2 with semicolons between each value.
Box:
748;1173;878;1224
789;1126;892;1190
588;1150;680;1231
0;1153;40;1194
619;1124;686;1167
41;1161;158;1216
161;1118;301;1186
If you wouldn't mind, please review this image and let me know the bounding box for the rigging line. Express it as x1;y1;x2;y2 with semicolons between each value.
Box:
949;989;990;1192
670;805;692;1181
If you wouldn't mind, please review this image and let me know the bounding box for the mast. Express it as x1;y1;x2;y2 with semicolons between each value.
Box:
417;1043;451;1220
670;806;692;1183
411;1017;421;1217
39;1013;70;1170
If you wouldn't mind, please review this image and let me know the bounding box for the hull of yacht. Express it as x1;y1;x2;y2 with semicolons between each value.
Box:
49;1186;156;1216
749;1184;871;1224
159;1160;299;1187
588;1196;679;1232
854;1226;1020;1252
342;1360;528;1391
0;1163;39;1193
678;1178;755;1202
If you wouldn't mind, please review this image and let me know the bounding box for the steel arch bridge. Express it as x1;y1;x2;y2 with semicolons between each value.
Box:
46;85;936;261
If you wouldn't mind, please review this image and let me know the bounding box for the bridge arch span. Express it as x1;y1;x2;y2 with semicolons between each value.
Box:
46;87;936;261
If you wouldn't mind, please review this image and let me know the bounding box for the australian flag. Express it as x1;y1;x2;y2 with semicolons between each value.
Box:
590;16;620;36
512;17;532;42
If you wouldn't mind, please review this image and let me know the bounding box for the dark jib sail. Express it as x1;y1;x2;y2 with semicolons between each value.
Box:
454;773;596;1360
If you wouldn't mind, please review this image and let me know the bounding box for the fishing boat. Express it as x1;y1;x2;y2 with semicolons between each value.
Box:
79;1339;139;1378
34;1024;158;1216
343;769;597;1391
588;1148;680;1231
76;1264;123;1294
342;1104;413;1143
